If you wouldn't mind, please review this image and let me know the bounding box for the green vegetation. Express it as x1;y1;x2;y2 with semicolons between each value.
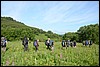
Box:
63;32;79;41
1;17;99;66
77;24;99;44
1;41;99;66
63;24;99;44
1;17;61;41
1;17;99;44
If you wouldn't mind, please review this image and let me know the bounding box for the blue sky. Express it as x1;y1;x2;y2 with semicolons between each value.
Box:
1;1;99;34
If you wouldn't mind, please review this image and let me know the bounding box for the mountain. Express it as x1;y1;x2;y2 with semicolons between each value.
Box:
1;17;62;41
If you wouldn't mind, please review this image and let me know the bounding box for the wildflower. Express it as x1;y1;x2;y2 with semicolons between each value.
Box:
60;53;62;58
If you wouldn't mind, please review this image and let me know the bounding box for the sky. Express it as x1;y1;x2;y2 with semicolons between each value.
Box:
1;1;99;34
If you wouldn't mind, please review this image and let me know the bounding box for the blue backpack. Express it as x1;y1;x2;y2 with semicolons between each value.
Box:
86;40;88;45
2;40;6;46
34;40;37;46
49;40;53;46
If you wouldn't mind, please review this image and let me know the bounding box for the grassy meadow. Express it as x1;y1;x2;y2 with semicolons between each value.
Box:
1;41;99;66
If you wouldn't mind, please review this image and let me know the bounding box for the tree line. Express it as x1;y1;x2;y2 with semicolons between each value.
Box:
1;17;99;44
63;24;99;44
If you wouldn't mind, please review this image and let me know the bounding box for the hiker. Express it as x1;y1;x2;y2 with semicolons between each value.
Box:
73;40;76;47
46;38;51;49
70;41;73;47
33;40;39;52
61;40;66;48
85;40;89;46
45;38;54;50
82;40;85;46
89;40;92;47
22;36;28;51
67;40;70;47
1;37;7;52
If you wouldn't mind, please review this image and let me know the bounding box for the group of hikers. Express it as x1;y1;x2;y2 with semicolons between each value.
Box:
21;36;40;52
1;36;93;52
82;40;93;47
21;36;54;52
61;39;93;49
61;40;76;48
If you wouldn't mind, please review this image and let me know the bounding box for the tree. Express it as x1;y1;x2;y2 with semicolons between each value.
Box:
63;32;79;41
77;24;99;44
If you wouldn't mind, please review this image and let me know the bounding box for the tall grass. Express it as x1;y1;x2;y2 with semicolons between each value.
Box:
1;41;99;66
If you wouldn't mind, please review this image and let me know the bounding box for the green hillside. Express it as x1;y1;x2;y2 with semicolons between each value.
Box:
1;17;61;41
1;17;99;44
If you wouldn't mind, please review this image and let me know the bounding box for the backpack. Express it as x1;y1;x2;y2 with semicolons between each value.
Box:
2;40;6;46
62;42;64;46
90;40;92;45
23;38;28;45
85;40;88;45
25;39;28;44
49;40;53;46
34;40;37;46
62;40;65;46
1;37;6;46
67;40;70;45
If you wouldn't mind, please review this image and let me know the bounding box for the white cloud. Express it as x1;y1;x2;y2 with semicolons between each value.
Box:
1;1;99;34
1;1;27;21
48;2;97;24
40;2;73;24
